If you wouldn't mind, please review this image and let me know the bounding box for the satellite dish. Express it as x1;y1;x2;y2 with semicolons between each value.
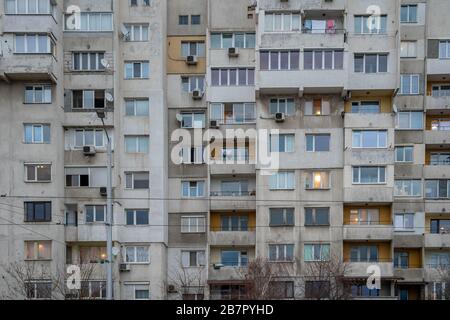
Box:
175;113;183;122
100;59;110;69
120;25;129;37
105;92;114;102
392;104;398;113
112;247;120;256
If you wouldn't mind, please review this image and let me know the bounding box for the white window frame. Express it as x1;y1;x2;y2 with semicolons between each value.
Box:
210;103;256;124
400;41;417;58
14;33;55;54
124;61;150;79
305;134;330;152
269;98;295;115
268;244;294;262
394;179;422;197
304;49;344;70
181;216;206;233
124;24;149;42
85;205;106;223
400;74;420;95
79;281;106;299
425;180;450;199
396;111;424;130
439;41;450;59
180;146;204;164
181;181;205;198
431;84;450;97
304;243;330;262
354;15;387;34
352;130;387;149
210;32;256;49
65;167;107;188
24;85;52;103
125;98;149;116
260;51;300;71
180;112;205;129
354;53;388;73
352;166;386;184
5;0;53;14
269;171;295;190
264;12;301;32
394;213;415;231
350;101;380;113
305;171;330;189
211;68;255;86
25;281;52;300
395;146;414;163
74;128;105;148
25;163;51;182
25;240;51;260
270;134;295;153
181;250;206;267
125;209;149;226
124;135;149;153
124;246;150;264
181;76;205;93
181;41;205;57
125;172;149;189
64;12;113;32
24;123;50;144
72;52;105;71
400;5;418;23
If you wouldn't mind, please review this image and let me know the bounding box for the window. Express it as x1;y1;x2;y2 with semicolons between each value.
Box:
303;19;337;34
219;148;249;162
24;85;51;104
264;12;301;32
401;41;417;58
74;129;104;148
305;208;330;226
25;281;52;299
85;205;105;223
210;103;256;124
396;146;414;163
72;90;105;109
394;251;409;268
351;101;380;113
352;130;387;148
126;284;150;300
181;251;205;267
25;163;51;182
64;13;113;32
25;241;51;260
269;98;295;116
349;209;380;225
80;281;107;299
72;52;105;71
181;41;205;57
180;112;205;128
394;213;415;230
305;172;330;189
430;153;450;165
125;136;149;153
191;15;200;25
65;167;107;187
211;68;255;86
181;76;205;93
395;180;422;197
220;215;248;231
124;24;149;41
428;253;450;269
210;33;256;49
430;119;450;131
24;124;50;144
270;281;294;299
269;172;295;190
179;15;188;25
425;180;450;199
125;99;149;116
304;99;330;116
182;181;205;197
181;216;206;233
5;0;53;14
354;15;387;34
14;34;55;54
304;244;330;261
401;5;417;23
431;219;450;234
396;112;423;129
268;244;294;262
126;209;149;225
306;134;330;152
350;246;378;262
25;202;51;222
125;172;149;189
269;208;294;226
125;246;149;263
79;247;107;264
304;50;344;70
439;41;450;59
221;250;248;266
431;84;450;97
400;74;420;95
124;61;149;79
304;281;330;299
354;53;387;73
352;166;386;184
260;51;299;70
180;146;204;164
130;0;137;6
218;180;249;197
351;283;380;297
270;134;295;153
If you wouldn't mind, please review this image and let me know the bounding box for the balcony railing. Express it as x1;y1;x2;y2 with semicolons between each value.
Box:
210;191;256;197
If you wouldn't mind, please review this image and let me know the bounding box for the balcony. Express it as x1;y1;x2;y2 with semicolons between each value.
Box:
343;225;393;240
209;230;256;246
394;268;424;282
0;54;57;83
344;261;394;278
2;14;58;34
208;266;245;282
65;224;107;242
427;59;450;78
63;111;114;127
209;191;256;211
344;113;394;129
423;164;450;179
426;95;450;112
425;233;450;248
347;73;397;92
344;186;393;203
425;130;450;145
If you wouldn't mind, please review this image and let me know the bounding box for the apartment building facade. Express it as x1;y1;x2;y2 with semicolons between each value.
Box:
0;0;450;300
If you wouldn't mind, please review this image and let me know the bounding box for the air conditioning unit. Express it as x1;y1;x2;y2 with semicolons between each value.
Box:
192;89;204;100
275;112;285;122
100;187;107;197
83;146;96;156
186;55;198;65
167;284;177;293
228;47;239;57
119;263;130;272
210;120;219;128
